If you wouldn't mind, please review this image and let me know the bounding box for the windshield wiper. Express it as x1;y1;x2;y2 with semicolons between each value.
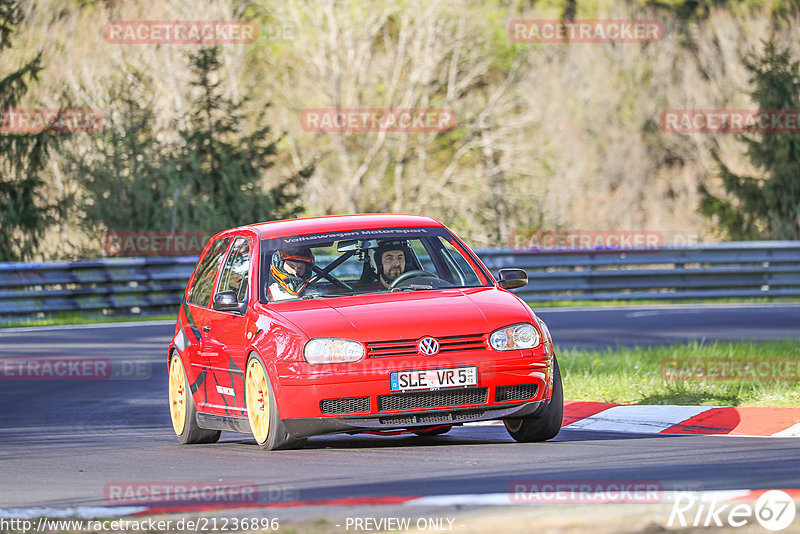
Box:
391;284;434;292
299;292;359;299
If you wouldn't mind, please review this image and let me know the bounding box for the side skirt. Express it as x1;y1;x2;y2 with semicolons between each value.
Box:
196;413;251;433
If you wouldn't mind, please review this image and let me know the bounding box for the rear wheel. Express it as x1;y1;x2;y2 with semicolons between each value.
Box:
168;353;221;444
504;355;563;443
245;354;306;450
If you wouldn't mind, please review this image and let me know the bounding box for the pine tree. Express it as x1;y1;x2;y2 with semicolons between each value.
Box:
173;46;312;232
71;46;312;244
0;0;62;261
72;73;174;234
699;40;800;240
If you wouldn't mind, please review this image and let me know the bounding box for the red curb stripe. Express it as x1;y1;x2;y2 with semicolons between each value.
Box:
562;401;621;426
661;407;800;436
732;489;800;501
132;496;416;516
660;407;738;435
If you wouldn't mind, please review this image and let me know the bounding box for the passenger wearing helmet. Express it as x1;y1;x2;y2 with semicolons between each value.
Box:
363;240;412;290
269;246;315;301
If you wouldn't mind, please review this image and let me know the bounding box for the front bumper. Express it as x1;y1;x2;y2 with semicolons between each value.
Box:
270;339;556;441
282;399;546;438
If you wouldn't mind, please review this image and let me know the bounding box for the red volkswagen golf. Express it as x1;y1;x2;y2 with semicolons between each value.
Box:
168;214;562;450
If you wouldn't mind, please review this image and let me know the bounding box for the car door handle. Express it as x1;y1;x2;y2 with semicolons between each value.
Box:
202;326;211;332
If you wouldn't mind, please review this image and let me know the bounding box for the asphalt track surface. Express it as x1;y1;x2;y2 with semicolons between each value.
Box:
0;304;798;511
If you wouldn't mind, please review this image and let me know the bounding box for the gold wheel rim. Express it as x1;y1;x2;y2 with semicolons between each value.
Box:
168;355;187;435
246;359;270;444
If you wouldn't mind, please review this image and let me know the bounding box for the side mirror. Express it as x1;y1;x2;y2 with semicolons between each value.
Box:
497;268;528;290
212;291;240;312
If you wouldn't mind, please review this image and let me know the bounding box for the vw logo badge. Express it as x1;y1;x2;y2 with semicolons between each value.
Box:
417;337;440;356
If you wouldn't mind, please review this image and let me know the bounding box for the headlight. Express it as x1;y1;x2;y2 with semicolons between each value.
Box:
304;338;364;364
489;323;540;351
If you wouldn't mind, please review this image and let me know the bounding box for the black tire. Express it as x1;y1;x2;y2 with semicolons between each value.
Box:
245;354;307;451
504;355;563;443
169;352;221;445
412;425;452;436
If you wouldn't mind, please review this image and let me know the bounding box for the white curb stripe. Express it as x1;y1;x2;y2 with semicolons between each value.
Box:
465;421;504;427
772;423;800;437
405;489;760;507
2;490;791;518
406;493;513;506
0;506;148;519
563;405;714;433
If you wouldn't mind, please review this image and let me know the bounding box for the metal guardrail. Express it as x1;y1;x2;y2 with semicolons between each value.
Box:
0;257;196;317
478;241;800;302
0;241;798;318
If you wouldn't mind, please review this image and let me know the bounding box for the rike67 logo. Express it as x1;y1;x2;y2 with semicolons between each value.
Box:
669;490;796;531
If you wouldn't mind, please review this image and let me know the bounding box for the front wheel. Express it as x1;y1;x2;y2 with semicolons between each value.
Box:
168;353;221;444
245;354;306;450
504;355;563;442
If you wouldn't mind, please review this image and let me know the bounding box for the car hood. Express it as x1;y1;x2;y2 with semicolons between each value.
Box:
268;287;533;341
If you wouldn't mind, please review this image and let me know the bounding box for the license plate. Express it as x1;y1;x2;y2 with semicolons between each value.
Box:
390;366;478;392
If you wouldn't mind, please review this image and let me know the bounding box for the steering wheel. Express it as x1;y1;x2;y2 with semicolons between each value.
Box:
388;270;439;290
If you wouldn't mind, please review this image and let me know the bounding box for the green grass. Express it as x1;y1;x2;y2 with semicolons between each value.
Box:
530;297;800;308
558;339;800;407
0;311;177;328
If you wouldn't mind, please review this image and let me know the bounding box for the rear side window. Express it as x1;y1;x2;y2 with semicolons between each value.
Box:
217;237;251;302
188;237;232;307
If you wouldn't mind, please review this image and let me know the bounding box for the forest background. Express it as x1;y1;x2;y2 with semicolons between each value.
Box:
2;0;799;261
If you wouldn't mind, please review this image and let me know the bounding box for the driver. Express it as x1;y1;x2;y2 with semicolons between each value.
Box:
364;239;411;290
269;246;315;301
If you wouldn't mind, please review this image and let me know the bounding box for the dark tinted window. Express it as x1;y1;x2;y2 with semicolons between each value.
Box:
218;238;250;302
188;237;232;307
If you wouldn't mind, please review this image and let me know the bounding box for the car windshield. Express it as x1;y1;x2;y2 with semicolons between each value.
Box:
260;227;490;302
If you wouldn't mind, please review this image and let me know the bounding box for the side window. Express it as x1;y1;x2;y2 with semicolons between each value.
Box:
188;237;232;307
218;238;251;302
438;237;481;285
411;240;436;272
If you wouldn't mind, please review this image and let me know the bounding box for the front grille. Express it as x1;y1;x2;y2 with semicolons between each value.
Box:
378;410;486;425
378;388;488;411
320;396;370;414
452;410;486;420
378;415;416;425
367;334;485;358
495;384;538;402
417;412;451;424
